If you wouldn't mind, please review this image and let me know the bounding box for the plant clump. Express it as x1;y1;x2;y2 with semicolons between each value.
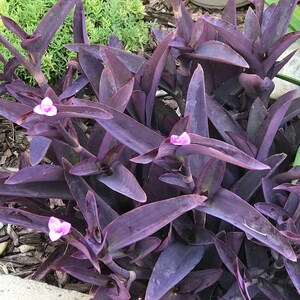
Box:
0;0;149;84
0;0;299;299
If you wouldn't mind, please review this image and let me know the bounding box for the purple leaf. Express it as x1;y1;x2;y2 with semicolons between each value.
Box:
109;34;124;49
263;31;300;74
21;0;77;64
130;237;161;263
257;89;297;160
97;162;147;203
103;194;207;253
254;202;290;225
145;243;205;300
176;133;270;170
284;258;300;294
230;154;286;202
244;7;261;42
215;238;249;280
63;159;118;229
78;48;104;98
0;207;49;232
262;0;298;49
195;158;226;197
29;136;52;166
178;269;223;293
71;98;164;154
159;172;193;193
0;178;72;199
222;0;237;27
85;190;101;241
141;32;173;127
198;188;297;261
70;157;103;176
185;64;208;137
185;41;249;68
66;44;146;74
102;49;133;90
0;98;32;125
73;0;88;44
172;0;194;42
4;165;64;184
58;74;89;100
206;95;246;144
202;15;263;75
226;131;257;157
246;97;267;145
64;229;100;272
99;67;118;104
18;103;112;126
1;16;29;40
257;277;283;300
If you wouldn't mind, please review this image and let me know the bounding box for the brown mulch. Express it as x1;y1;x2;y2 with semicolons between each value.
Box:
0;0;249;294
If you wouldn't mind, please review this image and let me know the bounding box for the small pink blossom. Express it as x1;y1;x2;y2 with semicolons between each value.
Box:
48;216;71;241
170;132;191;145
34;97;57;116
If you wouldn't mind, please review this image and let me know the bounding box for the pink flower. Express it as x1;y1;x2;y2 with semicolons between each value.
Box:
34;97;57;116
170;132;191;145
48;216;71;241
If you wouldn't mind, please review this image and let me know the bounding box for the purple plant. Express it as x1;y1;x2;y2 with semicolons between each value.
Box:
0;0;299;299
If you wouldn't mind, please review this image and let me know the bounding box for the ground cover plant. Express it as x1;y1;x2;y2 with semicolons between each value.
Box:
0;0;299;299
0;0;148;84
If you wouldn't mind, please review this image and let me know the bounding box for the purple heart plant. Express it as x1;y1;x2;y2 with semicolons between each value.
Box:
0;0;299;298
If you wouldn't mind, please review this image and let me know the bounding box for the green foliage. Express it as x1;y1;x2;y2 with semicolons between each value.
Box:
0;0;149;84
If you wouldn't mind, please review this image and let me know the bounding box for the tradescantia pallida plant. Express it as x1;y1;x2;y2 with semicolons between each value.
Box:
0;0;300;298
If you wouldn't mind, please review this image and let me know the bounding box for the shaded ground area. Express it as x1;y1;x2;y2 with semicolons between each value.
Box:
0;0;249;293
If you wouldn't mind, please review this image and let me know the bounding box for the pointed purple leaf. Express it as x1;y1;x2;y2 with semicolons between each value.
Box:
263;31;300;74
1;16;29;40
262;0;298;49
21;0;77;63
145;243;205;300
70;98;164;154
141;32;173;126
130;237;161;263
58;74;89;100
206;95;246;144
257;277;283;300
185;64;208;137
230;154;286;202
4;165;64;184
222;0;237;27
172;0;194;42
257;90;297;160
29;136;52;166
178;269;223;294
185;41;249;68
103;194;207;253
0;178;72;199
99;67;118;104
254;202;290;225
195;158;226;197
0;207;48;232
198;188;297;261
78;49;103;98
73;0;88;44
97;161;147;203
63;159;118;228
284;258;300;294
176;133;270;170
244;7;261;42
226;131;257;157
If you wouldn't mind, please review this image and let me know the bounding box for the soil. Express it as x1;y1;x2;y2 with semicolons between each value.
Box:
0;0;250;294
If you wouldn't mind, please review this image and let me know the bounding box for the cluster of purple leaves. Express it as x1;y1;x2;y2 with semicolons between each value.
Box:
0;0;300;298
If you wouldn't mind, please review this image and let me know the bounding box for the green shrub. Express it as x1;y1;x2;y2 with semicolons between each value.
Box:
0;0;149;84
